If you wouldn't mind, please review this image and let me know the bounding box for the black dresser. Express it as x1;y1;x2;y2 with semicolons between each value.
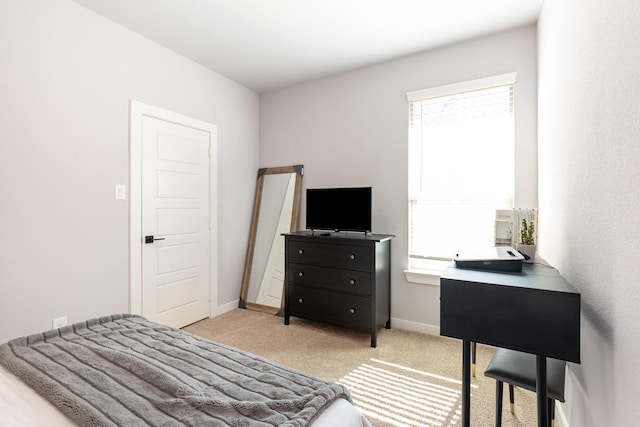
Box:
283;231;394;347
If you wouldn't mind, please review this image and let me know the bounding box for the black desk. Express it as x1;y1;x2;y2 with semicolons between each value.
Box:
440;263;580;427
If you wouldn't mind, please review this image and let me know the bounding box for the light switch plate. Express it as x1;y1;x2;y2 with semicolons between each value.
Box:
115;184;127;200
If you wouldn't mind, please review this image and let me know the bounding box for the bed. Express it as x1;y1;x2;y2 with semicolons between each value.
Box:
0;314;371;427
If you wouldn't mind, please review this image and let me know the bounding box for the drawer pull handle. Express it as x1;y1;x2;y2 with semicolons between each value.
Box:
298;249;304;255
349;254;356;260
349;279;356;285
298;298;304;303
349;308;356;314
298;272;304;277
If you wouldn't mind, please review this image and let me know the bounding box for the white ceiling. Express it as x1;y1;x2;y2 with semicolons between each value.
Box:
71;0;543;93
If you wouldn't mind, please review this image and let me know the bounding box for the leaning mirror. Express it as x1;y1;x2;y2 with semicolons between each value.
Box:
239;165;303;315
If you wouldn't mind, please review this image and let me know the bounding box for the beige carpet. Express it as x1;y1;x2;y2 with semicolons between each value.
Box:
184;309;538;427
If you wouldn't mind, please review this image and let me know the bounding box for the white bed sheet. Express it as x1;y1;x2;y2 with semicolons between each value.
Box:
0;364;371;427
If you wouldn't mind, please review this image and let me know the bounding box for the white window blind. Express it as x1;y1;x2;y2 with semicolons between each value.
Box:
407;74;516;266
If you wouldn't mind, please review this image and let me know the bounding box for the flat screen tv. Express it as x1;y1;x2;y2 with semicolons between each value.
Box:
306;187;372;233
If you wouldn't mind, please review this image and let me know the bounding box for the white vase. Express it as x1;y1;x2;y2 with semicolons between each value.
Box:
516;243;536;263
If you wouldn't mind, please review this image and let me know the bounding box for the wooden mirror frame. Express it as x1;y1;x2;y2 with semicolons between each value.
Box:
239;165;303;314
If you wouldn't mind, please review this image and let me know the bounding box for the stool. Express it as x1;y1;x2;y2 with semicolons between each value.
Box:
484;348;566;427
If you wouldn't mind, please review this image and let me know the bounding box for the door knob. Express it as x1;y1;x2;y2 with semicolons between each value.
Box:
145;235;166;244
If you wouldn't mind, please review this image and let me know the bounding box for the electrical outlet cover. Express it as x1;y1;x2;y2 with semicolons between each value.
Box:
52;316;67;329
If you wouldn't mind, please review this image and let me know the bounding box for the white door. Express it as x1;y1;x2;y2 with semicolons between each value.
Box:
140;115;211;328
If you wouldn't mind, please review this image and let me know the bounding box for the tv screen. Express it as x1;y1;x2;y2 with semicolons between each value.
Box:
306;187;372;232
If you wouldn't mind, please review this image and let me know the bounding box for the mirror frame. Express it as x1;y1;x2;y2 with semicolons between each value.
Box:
239;165;303;315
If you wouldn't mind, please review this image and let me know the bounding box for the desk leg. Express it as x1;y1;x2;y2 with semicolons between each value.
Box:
536;355;548;427
471;341;477;377
462;340;471;427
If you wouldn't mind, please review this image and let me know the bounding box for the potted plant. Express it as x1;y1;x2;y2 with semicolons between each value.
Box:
516;218;536;263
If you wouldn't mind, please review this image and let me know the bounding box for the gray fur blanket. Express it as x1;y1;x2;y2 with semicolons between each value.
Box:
0;314;350;426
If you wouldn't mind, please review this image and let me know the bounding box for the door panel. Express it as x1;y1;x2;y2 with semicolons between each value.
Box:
157;209;199;235
157;277;199;312
157;131;201;164
142;116;211;328
157;244;198;273
157;171;199;198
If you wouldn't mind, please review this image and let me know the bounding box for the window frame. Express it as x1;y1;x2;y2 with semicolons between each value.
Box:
405;73;517;280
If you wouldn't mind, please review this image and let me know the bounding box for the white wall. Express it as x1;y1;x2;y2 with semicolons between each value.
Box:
537;1;640;425
0;0;259;343
260;25;538;329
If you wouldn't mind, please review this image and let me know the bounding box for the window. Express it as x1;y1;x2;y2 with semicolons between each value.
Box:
407;73;516;270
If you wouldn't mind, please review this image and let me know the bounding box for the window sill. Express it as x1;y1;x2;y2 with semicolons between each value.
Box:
405;258;451;285
403;269;444;286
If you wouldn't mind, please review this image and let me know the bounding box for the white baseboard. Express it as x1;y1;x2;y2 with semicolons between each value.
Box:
391;317;440;336
555;401;569;427
211;299;239;317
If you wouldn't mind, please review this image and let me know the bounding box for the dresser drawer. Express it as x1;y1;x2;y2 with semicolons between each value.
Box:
288;285;371;330
287;263;371;296
287;241;371;270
